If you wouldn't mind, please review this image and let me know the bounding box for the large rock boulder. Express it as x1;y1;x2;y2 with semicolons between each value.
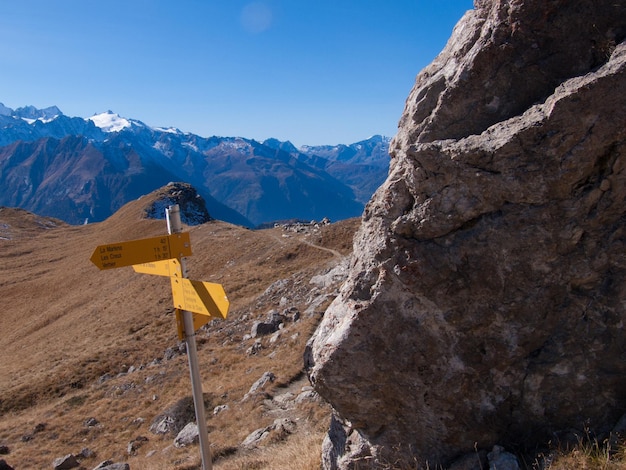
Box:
305;0;626;468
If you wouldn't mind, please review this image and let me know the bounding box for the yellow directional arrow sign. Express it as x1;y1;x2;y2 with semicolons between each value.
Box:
90;232;191;270
170;277;229;319
133;258;183;277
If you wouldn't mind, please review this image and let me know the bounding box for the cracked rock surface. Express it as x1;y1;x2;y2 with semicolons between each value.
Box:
306;0;626;468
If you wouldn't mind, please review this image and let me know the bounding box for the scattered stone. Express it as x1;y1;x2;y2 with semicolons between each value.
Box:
273;218;330;234
251;321;279;338
241;418;296;449
131;417;145;427
269;330;282;344
272;392;295;406
174;423;199;448
241;426;270;449
0;459;14;470
92;460;113;469
487;446;519;470
251;310;287;338
150;416;174;435
127;435;149;455
78;447;95;459
263;279;290;298
0;447;8;455
213;405;229;416
98;373;112;384
93;462;130;470
149;396;197;435
246;340;262;356
242;372;275;401
296;389;319;403
282;306;301;322
163;347;180;361
84;417;99;427
33;423;46;433
52;453;79;470
268;310;284;325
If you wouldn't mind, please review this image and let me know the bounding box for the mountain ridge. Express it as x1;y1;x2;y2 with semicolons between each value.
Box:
0;103;390;227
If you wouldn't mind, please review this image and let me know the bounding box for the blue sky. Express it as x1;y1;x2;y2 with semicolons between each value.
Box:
0;1;473;146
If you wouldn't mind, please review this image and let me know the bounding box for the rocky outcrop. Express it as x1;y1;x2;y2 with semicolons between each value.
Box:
306;0;626;468
142;182;212;225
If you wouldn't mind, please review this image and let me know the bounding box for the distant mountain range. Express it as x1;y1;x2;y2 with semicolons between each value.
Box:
0;103;390;227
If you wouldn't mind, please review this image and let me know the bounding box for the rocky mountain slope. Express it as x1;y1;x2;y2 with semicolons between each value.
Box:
306;0;626;468
0;106;389;227
0;186;360;469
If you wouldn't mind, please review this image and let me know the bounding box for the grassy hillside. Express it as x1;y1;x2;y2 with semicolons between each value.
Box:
0;198;357;469
1;199;624;469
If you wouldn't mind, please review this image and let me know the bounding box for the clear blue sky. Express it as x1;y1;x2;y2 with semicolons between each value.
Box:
0;1;473;147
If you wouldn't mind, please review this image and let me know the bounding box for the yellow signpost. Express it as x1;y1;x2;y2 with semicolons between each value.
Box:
90;206;227;470
170;278;229;319
132;258;183;278
90;232;192;270
90;230;228;329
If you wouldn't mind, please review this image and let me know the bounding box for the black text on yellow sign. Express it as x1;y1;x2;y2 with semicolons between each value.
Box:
90;232;192;270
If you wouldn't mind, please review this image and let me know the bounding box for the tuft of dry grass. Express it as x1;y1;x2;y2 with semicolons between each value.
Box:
532;433;626;470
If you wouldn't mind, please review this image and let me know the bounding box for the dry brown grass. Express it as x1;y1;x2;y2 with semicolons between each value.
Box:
528;433;626;470
3;200;623;470
0;199;358;469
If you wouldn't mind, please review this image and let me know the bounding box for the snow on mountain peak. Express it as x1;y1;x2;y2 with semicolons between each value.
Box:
87;111;132;132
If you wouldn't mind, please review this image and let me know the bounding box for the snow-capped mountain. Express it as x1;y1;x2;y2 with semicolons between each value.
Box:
0;103;390;226
87;111;134;132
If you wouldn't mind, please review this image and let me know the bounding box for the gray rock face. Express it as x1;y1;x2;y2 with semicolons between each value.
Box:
149;396;198;436
142;182;212;225
306;0;626;468
52;454;79;470
174;422;199;448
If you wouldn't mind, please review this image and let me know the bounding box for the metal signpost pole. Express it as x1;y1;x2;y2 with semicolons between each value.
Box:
166;204;213;470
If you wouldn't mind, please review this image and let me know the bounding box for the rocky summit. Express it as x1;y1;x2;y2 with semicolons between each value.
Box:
306;0;626;468
141;182;212;226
